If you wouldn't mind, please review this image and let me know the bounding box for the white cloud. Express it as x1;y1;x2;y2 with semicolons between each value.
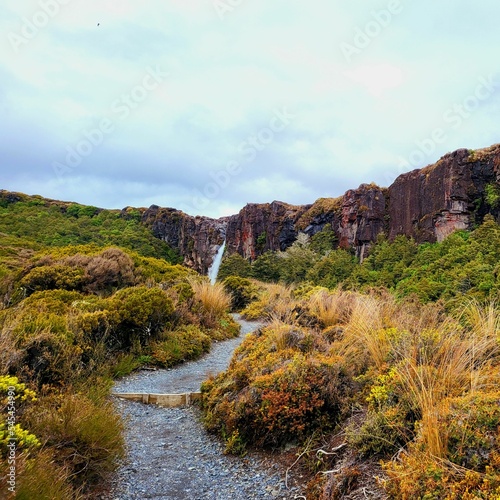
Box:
0;0;499;217
344;63;405;97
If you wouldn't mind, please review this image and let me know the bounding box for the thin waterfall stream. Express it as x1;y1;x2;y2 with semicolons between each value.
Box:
208;240;226;284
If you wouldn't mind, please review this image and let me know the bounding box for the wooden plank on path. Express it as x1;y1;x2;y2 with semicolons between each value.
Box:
113;392;202;408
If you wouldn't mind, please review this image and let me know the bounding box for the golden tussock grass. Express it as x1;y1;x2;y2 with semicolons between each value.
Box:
308;288;352;328
243;283;298;322
340;293;390;370
189;278;231;321
392;300;500;458
311;292;500;459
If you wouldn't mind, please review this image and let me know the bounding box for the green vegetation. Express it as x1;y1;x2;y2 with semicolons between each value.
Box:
0;192;236;497
3;189;500;498
201;285;500;498
205;216;500;498
485;183;500;209
219;217;500;304
0;191;180;262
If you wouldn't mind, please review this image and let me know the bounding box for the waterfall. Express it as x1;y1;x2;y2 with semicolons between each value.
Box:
208;240;226;285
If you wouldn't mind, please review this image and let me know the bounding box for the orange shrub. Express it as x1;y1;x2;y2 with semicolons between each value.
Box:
201;323;356;452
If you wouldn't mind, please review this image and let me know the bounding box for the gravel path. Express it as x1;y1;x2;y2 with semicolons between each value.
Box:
112;316;261;395
109;316;305;500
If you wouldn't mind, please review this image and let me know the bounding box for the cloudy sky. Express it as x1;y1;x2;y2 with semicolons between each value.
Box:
1;1;499;218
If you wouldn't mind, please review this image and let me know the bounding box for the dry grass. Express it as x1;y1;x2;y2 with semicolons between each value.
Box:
266;318;300;351
263;283;295;319
12;450;82;500
189;278;231;321
0;324;22;373
393;301;500;458
308;288;352;328
242;283;298;322
459;299;500;391
24;393;125;490
334;295;500;458
341;293;389;370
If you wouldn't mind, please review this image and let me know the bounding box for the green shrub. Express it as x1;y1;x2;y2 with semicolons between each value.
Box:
444;391;500;471
222;276;258;311
218;254;252;280
110;286;174;348
20;265;85;294
110;353;143;378
151;325;211;367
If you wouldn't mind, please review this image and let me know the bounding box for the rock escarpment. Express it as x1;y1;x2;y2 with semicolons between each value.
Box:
388;146;500;242
225;201;309;260
141;205;227;273
144;144;500;271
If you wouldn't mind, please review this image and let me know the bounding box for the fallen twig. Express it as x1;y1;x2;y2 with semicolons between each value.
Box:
316;442;346;457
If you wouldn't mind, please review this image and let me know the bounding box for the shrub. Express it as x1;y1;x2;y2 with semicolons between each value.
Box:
21;332;85;387
151;325;211;367
24;393;124;491
0;376;40;458
347;368;417;457
222;276;258;311
217;253;252;280
110;353;144;378
251;251;283;282
83;247;136;293
307;249;356;288
110;286;174;348
444;391;500;472
201;323;355;452
20;265;85;294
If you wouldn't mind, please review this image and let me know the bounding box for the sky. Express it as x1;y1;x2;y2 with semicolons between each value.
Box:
1;1;500;218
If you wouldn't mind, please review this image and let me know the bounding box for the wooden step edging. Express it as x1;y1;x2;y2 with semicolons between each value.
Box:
112;392;202;408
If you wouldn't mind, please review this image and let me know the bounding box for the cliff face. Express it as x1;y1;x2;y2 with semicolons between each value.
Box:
388;146;500;242
141;205;227;273
143;144;500;271
225;201;309;260
337;184;387;255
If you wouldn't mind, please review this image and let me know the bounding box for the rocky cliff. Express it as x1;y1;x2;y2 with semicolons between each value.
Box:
144;144;500;272
141;205;227;273
388;146;500;242
225;201;309;260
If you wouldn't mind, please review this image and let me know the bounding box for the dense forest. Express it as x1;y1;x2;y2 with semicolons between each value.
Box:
1;191;499;499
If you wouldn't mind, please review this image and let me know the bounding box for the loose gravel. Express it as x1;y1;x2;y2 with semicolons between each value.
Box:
109;316;306;500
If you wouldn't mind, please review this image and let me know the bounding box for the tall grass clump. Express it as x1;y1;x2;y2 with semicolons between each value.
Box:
307;288;352;328
241;282;297;321
23;392;125;491
10;450;81;500
341;293;389;371
375;301;500;498
189;278;231;322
